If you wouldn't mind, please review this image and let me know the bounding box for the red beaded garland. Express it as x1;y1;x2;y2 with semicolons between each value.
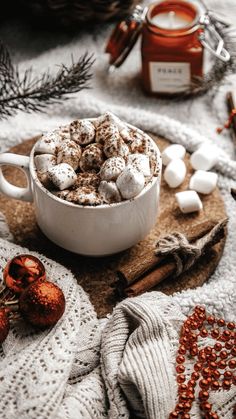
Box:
169;306;236;419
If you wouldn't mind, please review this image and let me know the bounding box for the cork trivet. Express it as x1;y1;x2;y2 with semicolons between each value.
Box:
0;135;227;318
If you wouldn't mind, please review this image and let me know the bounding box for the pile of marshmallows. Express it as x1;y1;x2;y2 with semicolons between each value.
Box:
162;143;219;213
34;112;159;205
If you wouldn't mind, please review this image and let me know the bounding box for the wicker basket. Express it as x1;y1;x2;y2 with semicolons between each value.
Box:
21;0;141;28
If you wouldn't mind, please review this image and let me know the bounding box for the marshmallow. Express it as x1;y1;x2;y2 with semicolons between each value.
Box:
100;157;125;181
96;123;120;145
58;125;71;140
95;112;126;132
103;136;129;159
80;143;104;172
162;144;186;166
70;119;95;145
56;140;82;170
127;153;151;177
116;166;145;199
190;144;219;171
74;172;100;189
175;191;203;213
99;181;121;203
35;131;61;154
189;170;218;195
66;186;101;206
127;130;154;155
48;163;77;190
164;159;186;188
34;154;56;173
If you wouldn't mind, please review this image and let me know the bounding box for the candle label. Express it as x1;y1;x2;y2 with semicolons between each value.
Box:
149;62;191;93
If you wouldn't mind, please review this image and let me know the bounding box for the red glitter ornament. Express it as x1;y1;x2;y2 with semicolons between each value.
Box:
3;254;46;294
0;308;9;344
19;280;65;328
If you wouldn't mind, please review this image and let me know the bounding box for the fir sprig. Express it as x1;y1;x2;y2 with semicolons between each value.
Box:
0;42;94;119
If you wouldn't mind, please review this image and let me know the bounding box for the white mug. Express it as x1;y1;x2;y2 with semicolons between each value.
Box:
0;125;162;256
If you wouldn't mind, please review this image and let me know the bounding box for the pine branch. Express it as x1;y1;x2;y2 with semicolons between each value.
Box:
0;42;94;119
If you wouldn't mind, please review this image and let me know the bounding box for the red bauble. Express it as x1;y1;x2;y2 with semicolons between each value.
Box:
0;309;10;344
19;280;65;328
3;254;46;294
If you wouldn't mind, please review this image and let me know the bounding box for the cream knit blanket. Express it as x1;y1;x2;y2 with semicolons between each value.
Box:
0;232;235;419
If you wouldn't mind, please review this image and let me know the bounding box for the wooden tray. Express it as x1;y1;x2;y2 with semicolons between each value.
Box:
0;134;227;318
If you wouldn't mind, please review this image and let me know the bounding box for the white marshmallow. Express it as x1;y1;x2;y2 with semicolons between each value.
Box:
48;163;77;190
96;123;119;145
190;144;219;171
164;159;186;188
189;170;218;195
95;112;126;132
100;157;125;181
35;131;61;154
116;166;145;199
162;144;186;166
99;181;121;203
103;136;129;159
34;154;56;173
80;143;104;172
175;191;203;213
127;153;151;177
56;140;81;170
70;119;95;145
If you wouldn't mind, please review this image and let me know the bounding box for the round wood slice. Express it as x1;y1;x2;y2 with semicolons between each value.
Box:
0;135;227;318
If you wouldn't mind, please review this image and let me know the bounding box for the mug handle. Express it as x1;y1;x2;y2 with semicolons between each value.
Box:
0;153;33;202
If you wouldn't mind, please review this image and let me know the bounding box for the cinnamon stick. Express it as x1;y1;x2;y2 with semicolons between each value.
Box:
124;219;227;298
117;219;218;290
226;91;236;147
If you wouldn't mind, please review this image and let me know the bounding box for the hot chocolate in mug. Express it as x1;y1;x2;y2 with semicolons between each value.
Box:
0;123;162;256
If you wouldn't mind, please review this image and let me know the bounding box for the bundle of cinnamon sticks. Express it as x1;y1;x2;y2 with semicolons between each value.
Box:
115;219;227;298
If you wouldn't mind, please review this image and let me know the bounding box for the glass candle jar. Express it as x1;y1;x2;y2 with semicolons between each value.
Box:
105;0;230;96
142;0;203;95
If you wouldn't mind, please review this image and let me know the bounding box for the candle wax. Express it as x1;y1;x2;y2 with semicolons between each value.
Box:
151;10;192;29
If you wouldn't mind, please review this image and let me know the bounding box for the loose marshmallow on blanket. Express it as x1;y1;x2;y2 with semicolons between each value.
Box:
35;131;61;154
189;170;218;195
164;159;186;188
56;140;82;170
99;181;121;203
190;144;219;171
34;154;56;173
48;163;77;190
70;119;95;145
103;136;129;159
80;143;104;172
100;157;125;181
116;165;145;199
162;144;186;166
175;190;203;213
127;153;151;177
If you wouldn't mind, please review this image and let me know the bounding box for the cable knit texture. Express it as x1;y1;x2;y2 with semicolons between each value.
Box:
0;0;236;417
